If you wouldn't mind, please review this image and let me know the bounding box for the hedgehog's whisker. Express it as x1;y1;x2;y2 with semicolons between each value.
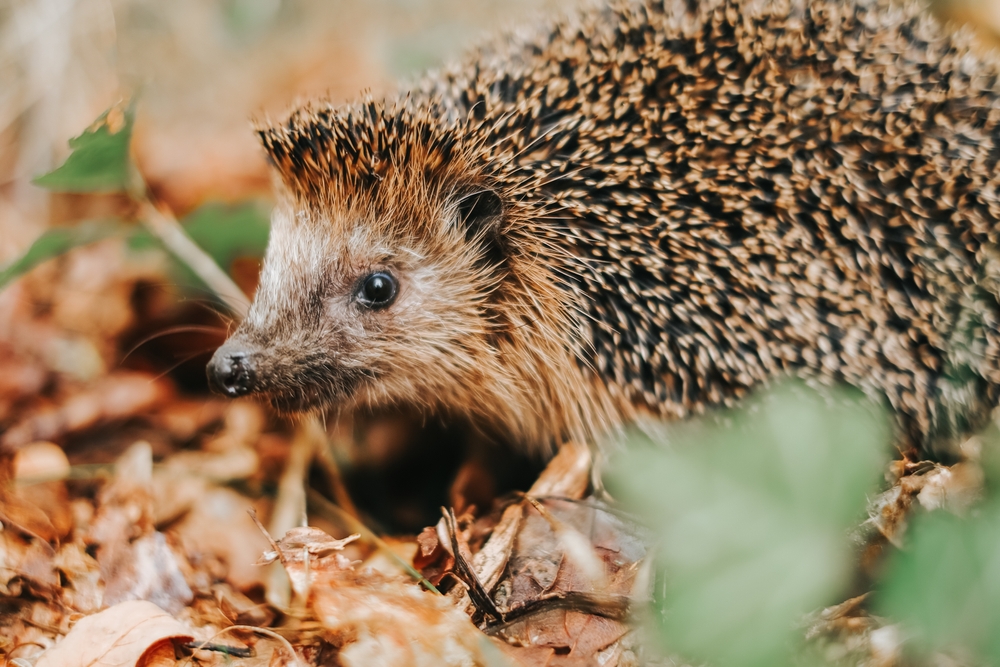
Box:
122;325;228;363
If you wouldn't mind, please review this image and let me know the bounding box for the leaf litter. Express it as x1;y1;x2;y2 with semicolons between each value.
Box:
0;223;994;667
0;210;661;665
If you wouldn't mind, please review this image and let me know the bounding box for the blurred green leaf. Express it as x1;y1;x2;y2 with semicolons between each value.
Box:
33;102;136;193
181;201;270;269
0;221;127;289
222;0;282;38
877;492;1000;662
127;200;270;293
607;382;889;667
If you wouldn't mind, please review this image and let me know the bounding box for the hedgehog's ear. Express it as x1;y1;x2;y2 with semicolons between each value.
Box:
453;188;506;267
456;189;503;235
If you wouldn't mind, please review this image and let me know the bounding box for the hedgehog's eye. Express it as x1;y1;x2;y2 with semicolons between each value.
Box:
356;272;397;309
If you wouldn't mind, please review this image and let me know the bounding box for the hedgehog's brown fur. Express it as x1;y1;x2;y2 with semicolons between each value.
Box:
220;0;1000;455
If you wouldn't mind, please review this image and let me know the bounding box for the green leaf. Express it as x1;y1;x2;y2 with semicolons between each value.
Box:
126;200;270;294
181;201;271;269
33;102;136;193
607;382;890;667
0;221;127;289
876;499;1000;663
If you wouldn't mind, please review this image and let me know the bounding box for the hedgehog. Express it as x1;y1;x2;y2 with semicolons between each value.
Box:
207;0;1000;457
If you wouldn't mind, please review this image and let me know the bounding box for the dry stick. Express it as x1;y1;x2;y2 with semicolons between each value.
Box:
453;441;592;614
443;508;502;621
139;201;249;319
265;418;316;609
189;624;304;667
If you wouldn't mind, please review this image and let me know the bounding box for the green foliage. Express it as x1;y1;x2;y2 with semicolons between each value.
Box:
127;201;270;291
7;101;270;297
180;201;270;270
607;383;890;667
32;102;136;193
877;432;1000;664
0;221;127;289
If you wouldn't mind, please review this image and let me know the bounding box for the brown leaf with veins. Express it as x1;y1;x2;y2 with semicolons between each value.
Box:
35;600;193;667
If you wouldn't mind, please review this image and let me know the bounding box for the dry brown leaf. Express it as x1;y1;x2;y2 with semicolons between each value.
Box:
1;372;173;451
13;441;70;481
255;525;359;598
0;465;72;543
88;442;193;613
168;486;273;591
147;398;227;443
915;462;983;512
100;532;194;614
311;569;498;667
35;599;193;667
492;498;644;622
161;447;259;483
7;441;74;540
864;458;984;548
453;442;593;615
51;542;104;614
493;611;632;667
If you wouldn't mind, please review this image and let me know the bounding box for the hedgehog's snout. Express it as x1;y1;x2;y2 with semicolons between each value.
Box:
207;343;259;397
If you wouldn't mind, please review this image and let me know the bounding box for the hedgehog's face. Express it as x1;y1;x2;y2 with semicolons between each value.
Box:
206;188;506;415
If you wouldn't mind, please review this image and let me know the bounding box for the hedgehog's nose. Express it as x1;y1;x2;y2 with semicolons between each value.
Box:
207;347;257;397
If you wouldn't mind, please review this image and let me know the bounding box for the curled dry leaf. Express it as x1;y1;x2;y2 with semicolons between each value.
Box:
863;458;985;548
35;599;193;667
254;524;360;598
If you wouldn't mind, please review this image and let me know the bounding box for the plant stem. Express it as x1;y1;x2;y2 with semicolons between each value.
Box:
138;200;250;318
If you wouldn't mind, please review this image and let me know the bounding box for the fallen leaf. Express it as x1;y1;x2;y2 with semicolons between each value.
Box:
1;372;173;451
311;568;497;667
88;442;193;613
168;486;272;591
255;525;359;598
35;600;193;667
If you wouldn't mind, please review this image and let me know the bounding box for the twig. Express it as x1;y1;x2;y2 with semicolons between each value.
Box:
482;592;632;634
138;200;249;318
183;641;254;658
312;420;360;519
443;508;502;621
264;418;314;609
190;625;303;667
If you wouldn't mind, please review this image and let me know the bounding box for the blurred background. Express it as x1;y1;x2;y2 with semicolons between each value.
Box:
1;0;585;252
3;0;999;256
2;0;1000;529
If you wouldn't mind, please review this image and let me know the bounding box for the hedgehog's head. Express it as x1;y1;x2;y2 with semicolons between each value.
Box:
207;101;555;431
